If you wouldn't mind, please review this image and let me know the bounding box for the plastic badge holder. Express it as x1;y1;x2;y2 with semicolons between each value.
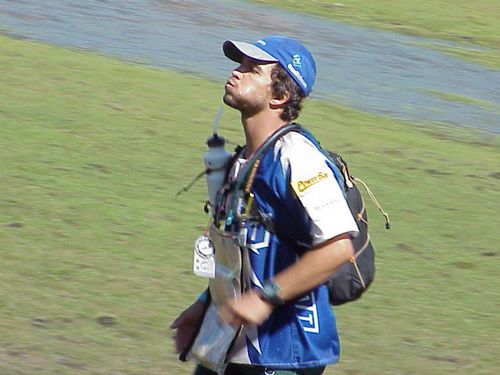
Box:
189;224;243;373
193;235;216;278
188;303;238;374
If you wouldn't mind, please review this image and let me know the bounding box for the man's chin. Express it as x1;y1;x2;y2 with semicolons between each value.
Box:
222;95;239;110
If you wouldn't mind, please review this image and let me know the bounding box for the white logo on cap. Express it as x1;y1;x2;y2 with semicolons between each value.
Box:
287;63;307;88
292;54;302;68
256;40;267;46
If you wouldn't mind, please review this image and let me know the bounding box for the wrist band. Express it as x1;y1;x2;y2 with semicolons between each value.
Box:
259;280;285;307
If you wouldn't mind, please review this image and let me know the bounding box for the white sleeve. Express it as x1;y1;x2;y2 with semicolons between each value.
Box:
277;132;359;246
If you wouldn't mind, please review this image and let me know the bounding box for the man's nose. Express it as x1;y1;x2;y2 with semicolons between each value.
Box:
231;65;244;78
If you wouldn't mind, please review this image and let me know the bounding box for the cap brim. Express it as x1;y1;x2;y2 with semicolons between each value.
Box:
223;40;278;63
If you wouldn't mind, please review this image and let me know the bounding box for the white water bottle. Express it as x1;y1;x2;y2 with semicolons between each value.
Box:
204;134;232;214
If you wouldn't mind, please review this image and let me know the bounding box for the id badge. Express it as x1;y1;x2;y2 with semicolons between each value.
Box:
193;235;216;278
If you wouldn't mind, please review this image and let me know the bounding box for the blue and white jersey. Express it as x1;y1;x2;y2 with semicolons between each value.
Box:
227;131;359;369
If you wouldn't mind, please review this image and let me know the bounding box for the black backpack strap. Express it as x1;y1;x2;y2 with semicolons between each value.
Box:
222;124;304;226
224;145;244;182
235;123;303;191
240;123;317;252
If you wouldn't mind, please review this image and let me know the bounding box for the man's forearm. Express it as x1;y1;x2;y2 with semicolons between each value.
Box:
271;234;354;302
219;234;355;327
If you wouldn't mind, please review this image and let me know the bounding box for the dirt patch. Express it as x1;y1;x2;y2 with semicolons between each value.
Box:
451;261;477;270
481;251;498;257
425;168;451;176
427;355;460;364
5;222;23;228
97;315;117;327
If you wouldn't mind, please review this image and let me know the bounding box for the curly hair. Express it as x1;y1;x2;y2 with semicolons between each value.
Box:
271;64;306;122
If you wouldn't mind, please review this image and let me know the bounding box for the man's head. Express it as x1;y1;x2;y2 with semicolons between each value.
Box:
222;36;316;122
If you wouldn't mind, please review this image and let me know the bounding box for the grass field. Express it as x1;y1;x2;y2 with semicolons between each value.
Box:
0;32;499;375
250;0;500;69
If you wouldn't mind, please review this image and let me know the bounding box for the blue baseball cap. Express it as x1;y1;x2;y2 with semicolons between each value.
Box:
223;35;317;96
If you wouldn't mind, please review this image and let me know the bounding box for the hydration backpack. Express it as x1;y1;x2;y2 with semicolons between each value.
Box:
236;123;390;306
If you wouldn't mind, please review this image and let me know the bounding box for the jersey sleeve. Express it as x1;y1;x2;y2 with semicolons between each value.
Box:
277;132;359;247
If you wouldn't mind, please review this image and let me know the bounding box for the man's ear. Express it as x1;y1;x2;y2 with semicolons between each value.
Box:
270;91;290;109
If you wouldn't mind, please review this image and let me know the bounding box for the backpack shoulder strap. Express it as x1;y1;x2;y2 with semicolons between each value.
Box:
234;123;304;192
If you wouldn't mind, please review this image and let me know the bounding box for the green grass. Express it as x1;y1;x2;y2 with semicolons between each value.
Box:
1;35;499;374
424;90;498;110
249;0;500;69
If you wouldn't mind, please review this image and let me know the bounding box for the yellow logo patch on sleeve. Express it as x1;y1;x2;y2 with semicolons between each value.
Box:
293;171;329;193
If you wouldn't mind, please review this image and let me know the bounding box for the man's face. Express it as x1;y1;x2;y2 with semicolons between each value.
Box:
223;56;277;116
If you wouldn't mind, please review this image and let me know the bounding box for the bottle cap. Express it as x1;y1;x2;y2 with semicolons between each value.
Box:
207;133;226;147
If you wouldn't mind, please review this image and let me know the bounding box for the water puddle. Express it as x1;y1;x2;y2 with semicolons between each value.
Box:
0;0;498;133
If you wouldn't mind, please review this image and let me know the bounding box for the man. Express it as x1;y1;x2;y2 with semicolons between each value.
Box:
171;36;359;375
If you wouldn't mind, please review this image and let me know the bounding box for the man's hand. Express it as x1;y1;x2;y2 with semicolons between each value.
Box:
170;299;206;354
219;289;274;327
